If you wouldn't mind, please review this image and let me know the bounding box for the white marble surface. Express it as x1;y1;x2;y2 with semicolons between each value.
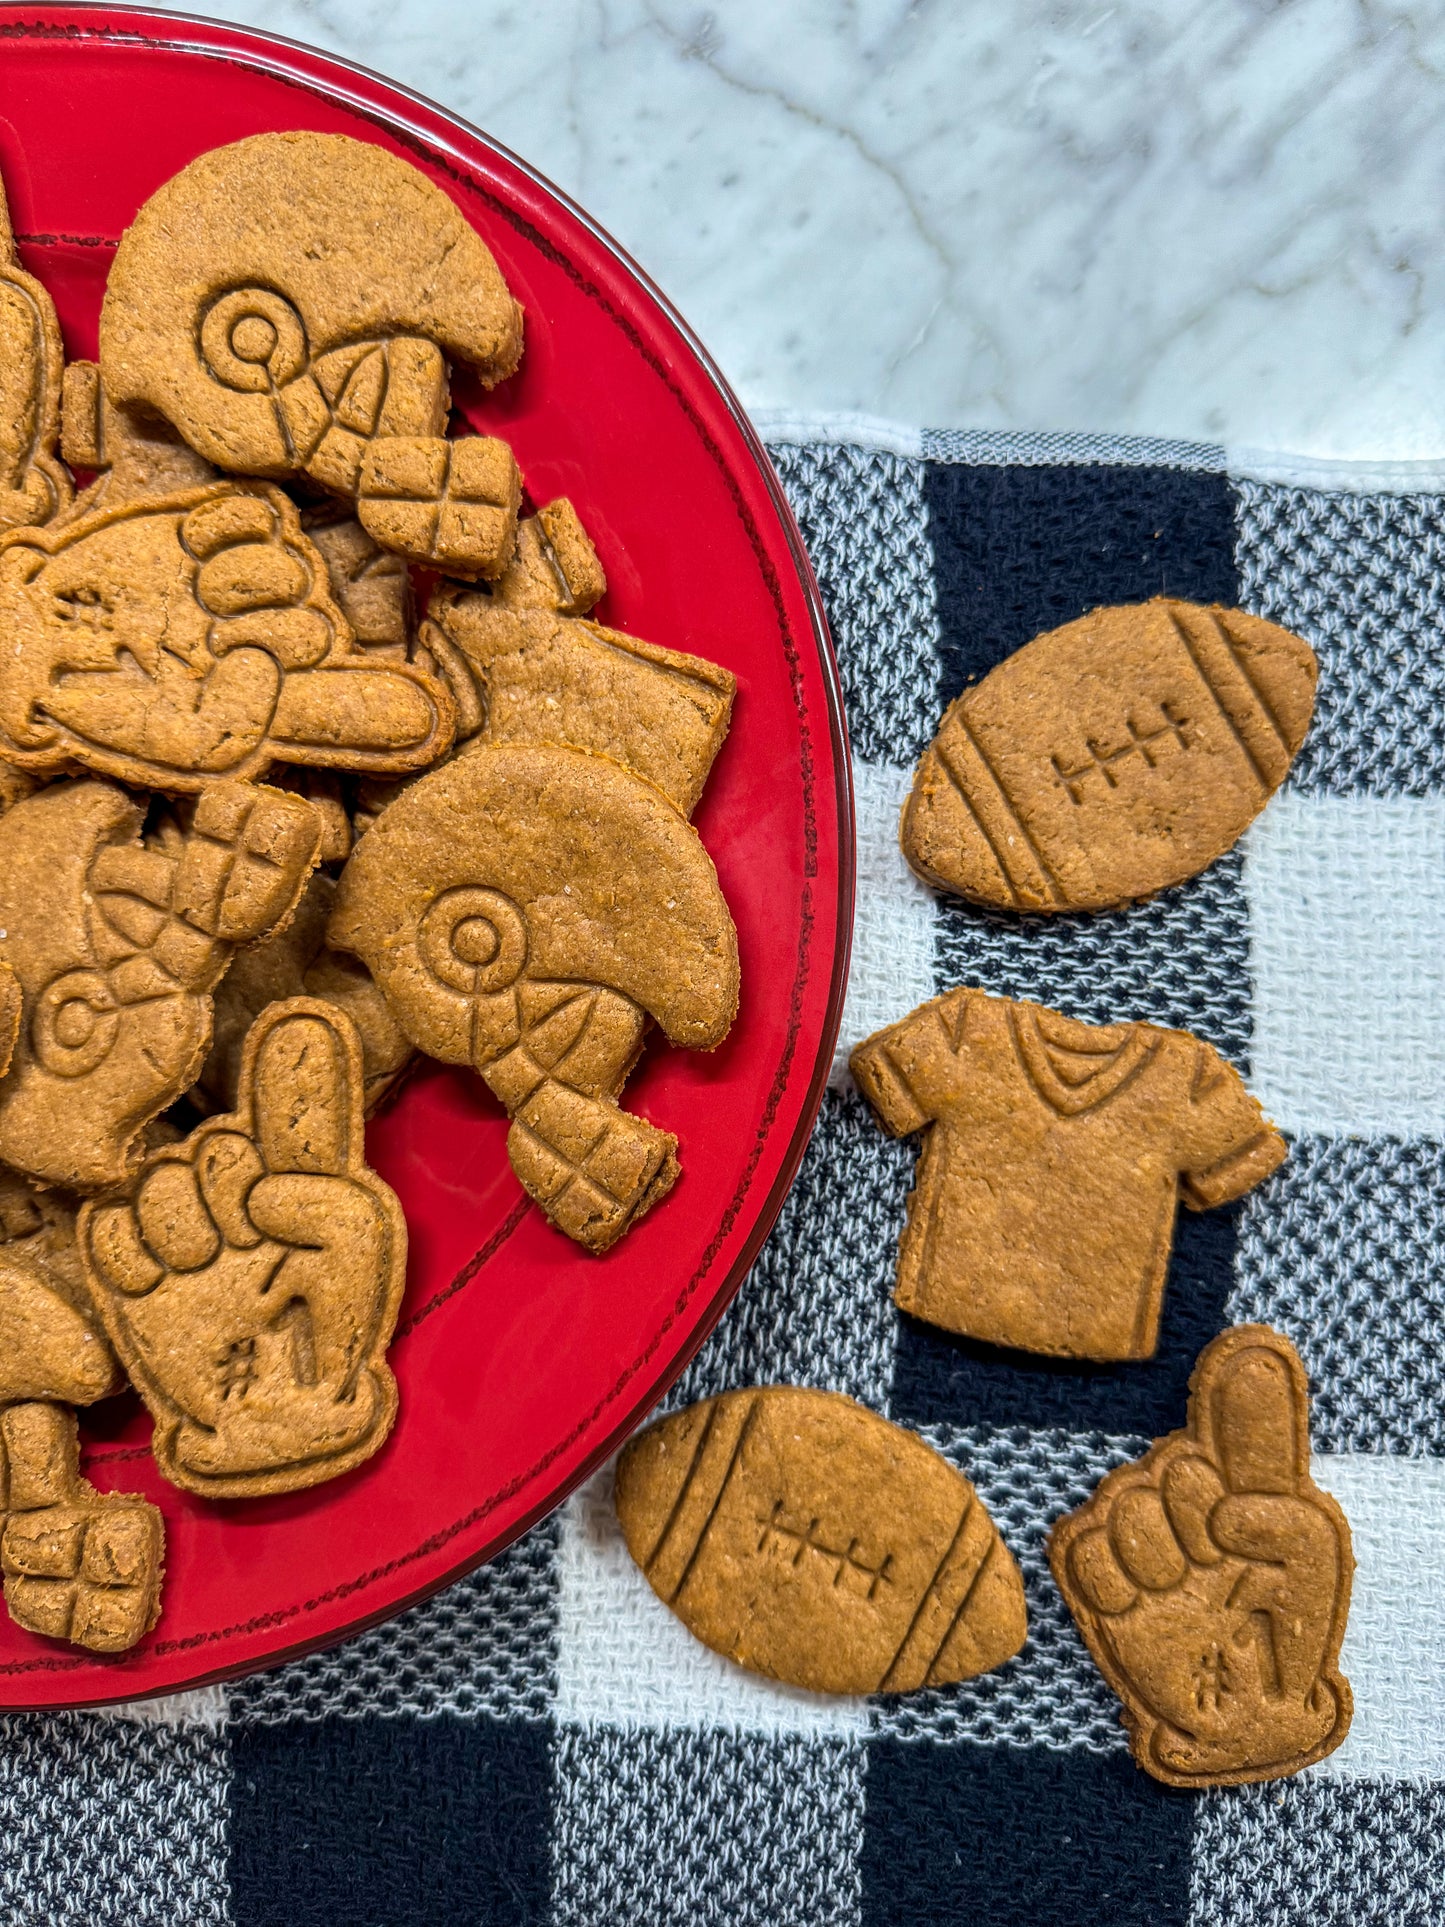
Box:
145;1;1445;460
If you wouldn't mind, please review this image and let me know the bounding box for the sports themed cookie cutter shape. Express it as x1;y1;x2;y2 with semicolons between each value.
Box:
422;498;736;816
851;987;1286;1361
80;998;408;1500
0;778;322;1191
0;1401;163;1654
0;168;71;536
615;1386;1028;1694
329;739;740;1252
0;481;456;791
1049;1324;1353;1786
0;1176;159;1655
99;131;525;580
904;598;1317;913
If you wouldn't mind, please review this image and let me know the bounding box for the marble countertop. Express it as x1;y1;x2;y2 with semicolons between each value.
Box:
143;0;1445;462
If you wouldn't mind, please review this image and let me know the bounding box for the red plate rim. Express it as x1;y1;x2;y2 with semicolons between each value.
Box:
0;3;854;1704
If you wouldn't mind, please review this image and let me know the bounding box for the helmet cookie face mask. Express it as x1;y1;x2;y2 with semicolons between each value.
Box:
99;131;525;580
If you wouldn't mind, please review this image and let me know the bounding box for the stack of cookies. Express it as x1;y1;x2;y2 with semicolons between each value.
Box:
0;132;740;1653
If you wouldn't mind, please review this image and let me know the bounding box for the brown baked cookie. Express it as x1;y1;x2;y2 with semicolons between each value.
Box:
0;1400;163;1652
80;997;407;1500
59;358;217;516
100;131;523;578
0;762;37;815
1049;1324;1353;1786
0;958;17;1081
0;481;456;790
851;987;1285;1360
200;871;411;1116
424;499;736;816
0;168;71;533
329;739;739;1251
0;777;322;1190
615;1386;1027;1694
0;1173;121;1406
302;508;411;660
903;599;1317;913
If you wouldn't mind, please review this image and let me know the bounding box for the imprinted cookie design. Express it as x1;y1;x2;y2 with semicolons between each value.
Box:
423;498;736;815
0;168;71;533
0;1400;163;1653
0;778;322;1190
0;482;455;790
903;600;1317;912
0;1173;121;1407
851;987;1286;1360
200;872;411;1116
329;739;739;1251
1049;1325;1353;1786
615;1386;1027;1694
100;132;524;578
0;959;17;1082
80;998;408;1500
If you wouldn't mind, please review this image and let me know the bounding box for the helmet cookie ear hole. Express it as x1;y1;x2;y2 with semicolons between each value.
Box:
418;886;527;996
31;969;119;1078
199;288;309;395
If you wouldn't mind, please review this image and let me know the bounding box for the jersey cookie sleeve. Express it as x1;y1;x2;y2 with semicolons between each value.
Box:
849;987;977;1137
1176;1038;1288;1210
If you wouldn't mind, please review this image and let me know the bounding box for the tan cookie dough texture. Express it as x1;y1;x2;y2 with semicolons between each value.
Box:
852;987;1286;1361
616;1386;1027;1694
1049;1325;1353;1786
903;599;1317;913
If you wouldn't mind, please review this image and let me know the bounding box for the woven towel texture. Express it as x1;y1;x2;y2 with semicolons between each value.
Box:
0;429;1440;1926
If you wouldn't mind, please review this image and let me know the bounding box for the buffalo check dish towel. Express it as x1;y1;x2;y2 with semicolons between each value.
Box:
2;421;1443;1925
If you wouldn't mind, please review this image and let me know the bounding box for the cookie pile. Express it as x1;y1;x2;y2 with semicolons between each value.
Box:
0;133;740;1651
620;598;1355;1790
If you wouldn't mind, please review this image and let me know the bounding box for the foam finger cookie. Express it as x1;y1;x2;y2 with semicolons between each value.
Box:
80;998;407;1499
0;481;456;789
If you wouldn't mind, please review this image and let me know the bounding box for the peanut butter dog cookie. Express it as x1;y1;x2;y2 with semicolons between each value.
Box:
0;959;17;1082
852;987;1286;1360
81;998;407;1500
616;1386;1027;1694
423;499;735;815
0;482;455;790
0;1400;163;1653
330;739;739;1250
0;778;322;1190
903;599;1317;913
1049;1325;1353;1786
0;1173;121;1407
0;168;71;533
201;873;411;1116
100;131;523;578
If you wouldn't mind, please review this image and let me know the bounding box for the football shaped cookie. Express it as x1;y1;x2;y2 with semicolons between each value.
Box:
903;599;1317;913
615;1386;1027;1694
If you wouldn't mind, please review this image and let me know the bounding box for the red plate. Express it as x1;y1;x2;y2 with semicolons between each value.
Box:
0;4;851;1707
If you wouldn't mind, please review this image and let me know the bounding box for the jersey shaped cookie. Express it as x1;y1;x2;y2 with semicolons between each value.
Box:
904;600;1317;912
422;498;736;816
1050;1325;1353;1786
0;165;71;534
0;778;322;1190
330;739;739;1252
81;998;407;1500
100;132;524;580
851;987;1286;1360
616;1387;1027;1694
0;481;455;790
